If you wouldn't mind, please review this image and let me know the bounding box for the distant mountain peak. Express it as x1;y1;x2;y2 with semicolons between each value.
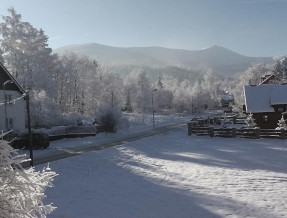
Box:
200;45;234;52
200;45;219;50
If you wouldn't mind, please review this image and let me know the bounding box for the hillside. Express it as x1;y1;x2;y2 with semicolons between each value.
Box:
55;43;274;76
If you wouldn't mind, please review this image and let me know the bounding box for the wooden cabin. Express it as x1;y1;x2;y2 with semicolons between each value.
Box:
243;84;287;129
260;74;282;85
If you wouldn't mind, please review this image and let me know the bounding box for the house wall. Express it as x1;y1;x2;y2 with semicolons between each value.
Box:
261;75;282;85
0;90;26;132
262;78;281;84
253;112;282;129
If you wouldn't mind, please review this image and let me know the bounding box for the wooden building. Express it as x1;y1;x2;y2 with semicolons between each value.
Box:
260;74;282;85
244;84;287;129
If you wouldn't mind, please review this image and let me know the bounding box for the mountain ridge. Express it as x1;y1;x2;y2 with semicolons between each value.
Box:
54;43;274;75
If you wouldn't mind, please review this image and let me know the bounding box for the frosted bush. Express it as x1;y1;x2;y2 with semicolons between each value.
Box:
0;134;57;217
96;104;129;132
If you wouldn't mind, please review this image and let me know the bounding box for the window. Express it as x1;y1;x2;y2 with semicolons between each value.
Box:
269;80;275;84
6;118;14;130
278;107;284;113
5;94;12;105
263;115;268;122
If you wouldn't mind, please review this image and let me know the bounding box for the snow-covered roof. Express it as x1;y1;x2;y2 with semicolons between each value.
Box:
0;62;25;94
244;84;287;113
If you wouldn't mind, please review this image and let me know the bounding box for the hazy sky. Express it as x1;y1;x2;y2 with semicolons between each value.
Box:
0;0;287;57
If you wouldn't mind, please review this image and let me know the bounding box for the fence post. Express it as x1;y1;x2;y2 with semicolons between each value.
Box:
209;127;214;137
232;128;236;138
280;128;285;139
233;116;236;124
255;128;260;139
187;123;192;136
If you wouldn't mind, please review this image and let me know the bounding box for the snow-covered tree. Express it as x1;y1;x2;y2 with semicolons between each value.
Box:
276;116;287;130
0;8;57;93
0;135;57;217
30;89;62;127
232;63;272;108
245;113;257;128
273;60;283;77
124;69;151;113
273;57;287;80
243;64;271;86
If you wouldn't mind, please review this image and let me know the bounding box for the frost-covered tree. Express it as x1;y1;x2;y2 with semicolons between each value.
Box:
243;64;270;86
276;116;287;130
55;54;124;116
0;8;57;93
167;79;193;113
199;70;221;109
245;113;257;128
273;60;283;77
96;65;124;110
30;89;63;127
232;63;272;108
56;53;97;115
150;76;173;110
273;57;287;79
0;135;57;217
0;8;61;127
124;69;151;112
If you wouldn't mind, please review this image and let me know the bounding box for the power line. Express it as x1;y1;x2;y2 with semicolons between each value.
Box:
0;93;27;106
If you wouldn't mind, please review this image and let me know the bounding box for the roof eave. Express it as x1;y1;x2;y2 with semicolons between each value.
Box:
0;62;26;94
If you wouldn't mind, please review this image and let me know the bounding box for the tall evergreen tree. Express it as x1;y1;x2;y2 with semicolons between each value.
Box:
0;8;57;93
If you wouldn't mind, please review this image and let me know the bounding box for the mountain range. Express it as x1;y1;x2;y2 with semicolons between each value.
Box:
55;43;274;76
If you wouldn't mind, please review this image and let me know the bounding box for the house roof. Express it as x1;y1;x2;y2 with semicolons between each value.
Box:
0;62;25;94
244;84;287;113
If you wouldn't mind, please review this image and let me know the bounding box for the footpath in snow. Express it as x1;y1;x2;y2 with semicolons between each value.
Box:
43;127;287;218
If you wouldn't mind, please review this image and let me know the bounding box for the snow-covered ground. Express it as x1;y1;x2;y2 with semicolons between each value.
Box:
42;128;287;218
22;113;193;158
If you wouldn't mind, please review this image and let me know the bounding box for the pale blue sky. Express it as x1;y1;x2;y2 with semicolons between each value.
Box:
0;0;287;57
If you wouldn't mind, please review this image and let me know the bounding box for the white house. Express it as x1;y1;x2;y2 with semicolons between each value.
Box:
0;62;26;132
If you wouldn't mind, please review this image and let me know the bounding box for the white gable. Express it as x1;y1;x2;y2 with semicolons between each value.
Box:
244;84;287;113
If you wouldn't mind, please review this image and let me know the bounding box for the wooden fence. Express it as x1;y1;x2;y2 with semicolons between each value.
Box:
187;123;287;139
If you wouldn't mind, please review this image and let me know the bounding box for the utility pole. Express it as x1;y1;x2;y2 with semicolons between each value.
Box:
3;80;13;130
26;93;34;167
111;91;114;108
152;89;157;128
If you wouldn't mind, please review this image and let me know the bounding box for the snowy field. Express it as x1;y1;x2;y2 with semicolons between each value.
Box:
43;128;287;218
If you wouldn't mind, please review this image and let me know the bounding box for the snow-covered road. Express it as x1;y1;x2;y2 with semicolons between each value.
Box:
22;122;186;167
44;128;287;218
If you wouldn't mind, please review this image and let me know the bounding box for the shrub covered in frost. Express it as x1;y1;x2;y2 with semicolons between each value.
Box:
0;134;57;217
96;104;129;132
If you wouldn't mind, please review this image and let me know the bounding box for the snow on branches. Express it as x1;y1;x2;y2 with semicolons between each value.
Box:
245;113;257;128
0;134;57;218
276;116;287;130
